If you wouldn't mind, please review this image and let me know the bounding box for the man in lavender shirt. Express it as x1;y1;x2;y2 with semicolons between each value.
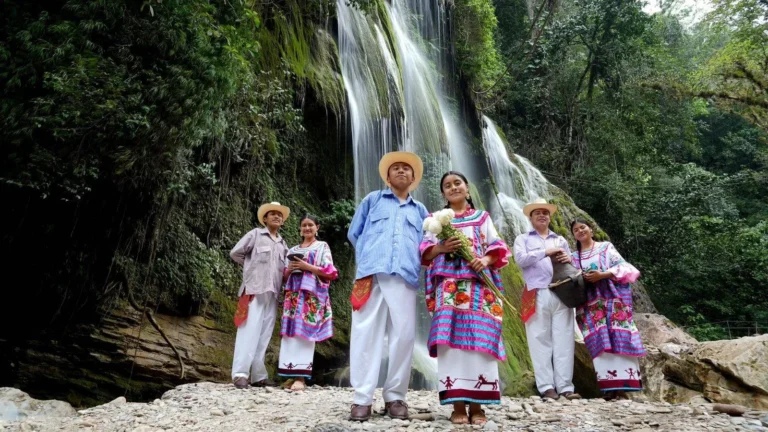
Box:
513;199;581;401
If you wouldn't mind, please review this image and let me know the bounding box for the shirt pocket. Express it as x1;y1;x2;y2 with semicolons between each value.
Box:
368;209;390;234
256;246;271;263
405;212;422;242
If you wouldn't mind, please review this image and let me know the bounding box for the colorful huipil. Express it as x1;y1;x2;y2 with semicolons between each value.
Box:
571;241;645;392
278;241;338;379
420;208;511;405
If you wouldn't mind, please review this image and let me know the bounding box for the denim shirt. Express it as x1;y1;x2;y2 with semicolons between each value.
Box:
347;189;429;288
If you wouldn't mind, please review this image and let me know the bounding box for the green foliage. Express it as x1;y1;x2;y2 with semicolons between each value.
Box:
484;0;768;336
453;0;505;99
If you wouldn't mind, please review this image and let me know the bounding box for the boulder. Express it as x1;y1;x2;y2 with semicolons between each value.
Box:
634;313;697;347
642;334;768;409
0;388;75;421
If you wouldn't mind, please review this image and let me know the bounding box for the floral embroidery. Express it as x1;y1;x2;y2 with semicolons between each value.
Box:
587;299;608;329
455;292;470;306
491;304;503;317
610;300;634;330
426;298;436;312
444;280;458;294
483;288;496;304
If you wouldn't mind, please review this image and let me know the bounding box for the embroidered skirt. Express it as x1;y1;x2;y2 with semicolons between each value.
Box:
593;352;642;392
437;345;501;405
278;336;315;379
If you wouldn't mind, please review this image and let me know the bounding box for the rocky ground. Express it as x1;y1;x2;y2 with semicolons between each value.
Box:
3;382;768;432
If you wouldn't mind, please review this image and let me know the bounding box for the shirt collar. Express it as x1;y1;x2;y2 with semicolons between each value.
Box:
528;229;557;238
257;227;282;241
382;187;413;204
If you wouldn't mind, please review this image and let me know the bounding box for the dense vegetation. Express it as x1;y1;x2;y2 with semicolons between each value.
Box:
0;0;357;383
1;0;765;406
457;0;767;339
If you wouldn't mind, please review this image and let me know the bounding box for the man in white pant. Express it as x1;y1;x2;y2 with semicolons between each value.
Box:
230;202;290;389
346;151;429;421
514;199;581;401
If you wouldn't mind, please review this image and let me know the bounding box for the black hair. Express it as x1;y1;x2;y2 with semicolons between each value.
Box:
300;214;320;226
439;171;476;210
570;217;594;268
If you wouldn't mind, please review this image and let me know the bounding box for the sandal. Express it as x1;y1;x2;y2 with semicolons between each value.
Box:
603;391;618;401
469;409;487;426
450;411;469;425
615;390;630;400
290;380;306;391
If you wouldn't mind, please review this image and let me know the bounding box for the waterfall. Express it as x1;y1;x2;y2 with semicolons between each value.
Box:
336;0;553;390
482;115;550;236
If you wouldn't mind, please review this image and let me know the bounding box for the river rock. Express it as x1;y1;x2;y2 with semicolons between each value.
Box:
5;382;768;431
0;388;76;421
713;404;748;416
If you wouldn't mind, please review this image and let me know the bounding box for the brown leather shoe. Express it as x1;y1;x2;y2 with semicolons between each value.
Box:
560;391;581;400
384;400;409;419
350;404;372;421
541;389;560;400
251;379;278;387
233;377;249;389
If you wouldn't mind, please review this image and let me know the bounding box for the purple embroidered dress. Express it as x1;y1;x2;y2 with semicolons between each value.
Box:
572;241;645;392
278;241;338;379
420;208;511;405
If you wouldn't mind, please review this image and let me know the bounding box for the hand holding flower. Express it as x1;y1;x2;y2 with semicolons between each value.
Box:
439;237;462;254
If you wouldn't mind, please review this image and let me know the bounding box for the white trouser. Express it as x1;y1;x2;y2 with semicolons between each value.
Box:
231;293;277;382
524;288;575;394
350;273;417;406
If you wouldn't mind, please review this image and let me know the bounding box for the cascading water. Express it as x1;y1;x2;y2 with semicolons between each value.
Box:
336;0;553;390
482;116;551;234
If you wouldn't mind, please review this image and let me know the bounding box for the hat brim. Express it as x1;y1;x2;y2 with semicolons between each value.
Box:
257;204;290;226
378;151;424;192
523;203;557;217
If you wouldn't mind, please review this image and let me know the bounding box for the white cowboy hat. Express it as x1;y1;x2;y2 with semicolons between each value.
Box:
378;151;424;192
257;202;290;226
523;198;557;217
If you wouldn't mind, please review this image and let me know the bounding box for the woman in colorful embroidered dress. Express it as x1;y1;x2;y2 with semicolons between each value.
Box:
278;214;338;391
570;218;645;400
420;171;511;426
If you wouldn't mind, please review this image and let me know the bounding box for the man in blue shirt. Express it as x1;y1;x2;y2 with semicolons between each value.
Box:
347;151;429;422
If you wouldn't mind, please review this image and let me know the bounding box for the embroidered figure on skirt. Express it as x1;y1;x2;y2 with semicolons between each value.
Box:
570;218;645;400
421;171;511;426
278;214;338;391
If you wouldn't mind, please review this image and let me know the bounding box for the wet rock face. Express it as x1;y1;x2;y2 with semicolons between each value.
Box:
5;382;768;432
0;305;234;407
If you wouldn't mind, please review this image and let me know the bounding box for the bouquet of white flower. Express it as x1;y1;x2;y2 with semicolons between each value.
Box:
423;209;516;315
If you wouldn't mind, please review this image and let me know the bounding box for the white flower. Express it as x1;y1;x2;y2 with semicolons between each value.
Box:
425;218;443;235
436;209;454;225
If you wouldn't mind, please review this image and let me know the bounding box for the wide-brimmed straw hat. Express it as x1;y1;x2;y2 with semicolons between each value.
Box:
523;198;557;217
257;202;290;226
378;151;423;192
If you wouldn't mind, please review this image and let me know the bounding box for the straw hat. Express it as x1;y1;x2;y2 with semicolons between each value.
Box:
523;198;557;217
378;151;423;192
257;202;290;226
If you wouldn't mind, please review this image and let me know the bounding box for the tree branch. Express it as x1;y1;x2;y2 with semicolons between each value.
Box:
121;274;186;380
